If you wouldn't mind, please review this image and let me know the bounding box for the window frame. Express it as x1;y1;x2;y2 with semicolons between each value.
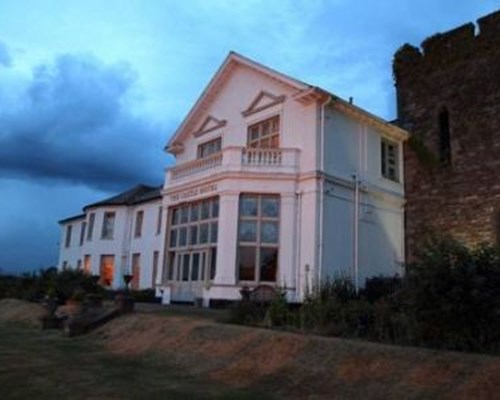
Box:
64;225;72;248
197;137;222;159
237;193;280;284
101;211;116;240
381;137;400;182
134;210;144;238
165;196;219;283
247;115;280;149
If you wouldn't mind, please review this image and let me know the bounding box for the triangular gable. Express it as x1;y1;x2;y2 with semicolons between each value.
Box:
242;91;286;117
193;115;227;137
165;52;311;153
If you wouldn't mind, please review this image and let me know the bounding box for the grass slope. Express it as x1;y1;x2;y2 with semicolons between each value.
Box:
1;299;500;399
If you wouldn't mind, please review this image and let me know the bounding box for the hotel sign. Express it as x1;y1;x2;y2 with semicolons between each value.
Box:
170;184;217;202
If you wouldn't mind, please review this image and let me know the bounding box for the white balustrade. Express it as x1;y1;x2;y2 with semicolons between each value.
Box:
168;146;299;182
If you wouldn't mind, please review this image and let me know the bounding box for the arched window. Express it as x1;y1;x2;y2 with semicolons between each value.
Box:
439;108;451;165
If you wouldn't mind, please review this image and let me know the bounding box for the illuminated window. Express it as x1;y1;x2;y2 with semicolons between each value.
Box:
99;255;114;286
101;212;115;239
247;116;279;148
132;253;140;290
83;255;91;275
381;138;399;182
198;138;221;158
237;194;279;282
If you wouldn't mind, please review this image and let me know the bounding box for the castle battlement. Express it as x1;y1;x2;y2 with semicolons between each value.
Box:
394;10;500;77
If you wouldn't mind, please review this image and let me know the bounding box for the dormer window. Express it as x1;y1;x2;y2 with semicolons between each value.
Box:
247;115;280;148
197;137;221;158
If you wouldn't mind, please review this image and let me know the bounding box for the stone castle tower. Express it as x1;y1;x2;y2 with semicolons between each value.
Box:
393;10;500;259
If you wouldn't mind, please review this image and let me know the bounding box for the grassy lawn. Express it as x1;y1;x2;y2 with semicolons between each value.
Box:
0;322;275;400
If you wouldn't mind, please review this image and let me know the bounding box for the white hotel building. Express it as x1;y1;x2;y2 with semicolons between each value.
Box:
58;52;408;305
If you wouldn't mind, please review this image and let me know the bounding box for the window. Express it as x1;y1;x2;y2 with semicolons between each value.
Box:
76;259;82;270
62;261;68;270
101;212;115;239
132;253;140;290
381;138;399;182
439;108;451;165
79;222;86;246
87;213;95;241
237;194;280;282
198;137;221;158
99;255;114;286
166;197;219;282
156;206;163;235
134;210;144;238
65;225;72;248
152;251;159;286
247;115;279;148
83;255;91;275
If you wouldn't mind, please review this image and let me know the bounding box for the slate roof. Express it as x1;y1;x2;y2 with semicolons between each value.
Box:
83;184;162;210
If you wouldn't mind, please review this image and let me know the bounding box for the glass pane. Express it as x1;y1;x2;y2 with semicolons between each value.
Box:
176;255;182;281
260;138;270;148
201;252;206;282
181;207;189;223
250;127;259;141
201;201;210;220
190;226;198;245
238;246;255;281
199;223;209;244
172;208;180;225
239;221;257;242
240;195;258;217
270;135;279;148
260;247;278;282
210;248;216;280
190;203;199;222
182;254;190;281
210;222;218;244
167;252;175;280
169;229;177;248
261;222;279;243
261;197;279;218
191;253;200;281
212;198;219;218
179;227;187;247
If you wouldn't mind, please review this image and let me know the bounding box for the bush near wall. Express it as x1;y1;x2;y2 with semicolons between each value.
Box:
232;237;500;354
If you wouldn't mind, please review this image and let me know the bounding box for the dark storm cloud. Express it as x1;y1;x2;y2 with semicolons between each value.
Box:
0;41;12;67
0;53;167;191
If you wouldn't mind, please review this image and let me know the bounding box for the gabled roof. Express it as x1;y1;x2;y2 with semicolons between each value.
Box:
165;51;312;153
83;184;162;211
166;51;408;153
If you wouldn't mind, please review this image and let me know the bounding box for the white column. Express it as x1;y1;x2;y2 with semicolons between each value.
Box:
279;193;296;291
214;192;239;285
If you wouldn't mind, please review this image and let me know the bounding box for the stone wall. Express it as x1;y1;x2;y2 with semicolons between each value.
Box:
393;10;500;259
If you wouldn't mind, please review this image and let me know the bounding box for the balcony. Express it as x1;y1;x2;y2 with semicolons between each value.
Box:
166;146;300;184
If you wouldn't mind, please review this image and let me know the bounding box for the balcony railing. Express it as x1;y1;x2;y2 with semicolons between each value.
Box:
167;146;300;183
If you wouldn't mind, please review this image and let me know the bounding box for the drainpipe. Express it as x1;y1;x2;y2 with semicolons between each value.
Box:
318;95;332;287
352;174;360;293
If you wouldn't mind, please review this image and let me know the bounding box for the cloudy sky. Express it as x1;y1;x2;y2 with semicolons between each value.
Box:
1;0;498;274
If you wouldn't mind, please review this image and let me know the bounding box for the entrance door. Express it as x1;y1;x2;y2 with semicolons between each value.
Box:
173;250;208;302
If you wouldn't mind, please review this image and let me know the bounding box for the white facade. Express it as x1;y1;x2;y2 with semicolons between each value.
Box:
57;52;408;304
158;52;409;305
57;186;165;290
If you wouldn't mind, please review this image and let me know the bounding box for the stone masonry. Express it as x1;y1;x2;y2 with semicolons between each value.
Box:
394;10;500;260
